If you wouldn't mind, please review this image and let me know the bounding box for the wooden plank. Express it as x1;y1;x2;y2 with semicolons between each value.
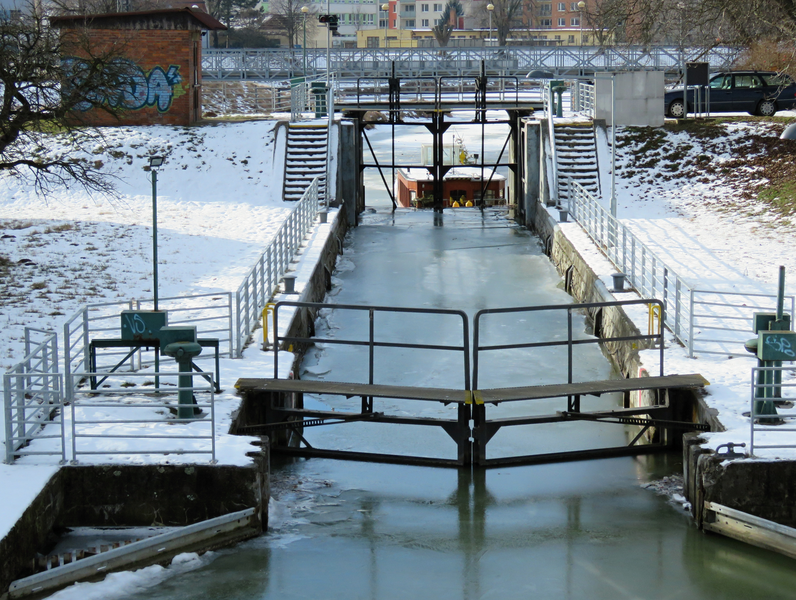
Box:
478;374;709;404
235;374;708;406
703;502;796;561
235;378;467;403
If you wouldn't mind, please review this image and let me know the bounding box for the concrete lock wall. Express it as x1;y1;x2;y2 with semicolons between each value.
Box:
595;72;665;128
0;462;267;593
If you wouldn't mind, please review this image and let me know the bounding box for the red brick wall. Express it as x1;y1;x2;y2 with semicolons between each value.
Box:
63;28;202;126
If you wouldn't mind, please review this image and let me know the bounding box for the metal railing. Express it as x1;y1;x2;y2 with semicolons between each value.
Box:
4;328;65;463
202;45;742;80
567;181;794;358
573;80;595;116
473;299;665;390
272;300;471;390
689;291;795;358
749;365;796;456
64;294;234;400
235;177;322;357
69;371;216;463
203;80;293;116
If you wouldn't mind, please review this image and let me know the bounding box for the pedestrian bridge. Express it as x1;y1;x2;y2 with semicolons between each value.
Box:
202;45;741;80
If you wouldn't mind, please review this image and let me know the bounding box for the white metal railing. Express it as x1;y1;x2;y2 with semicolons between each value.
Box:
69;371;216;463
290;81;309;121
543;86;559;202
574;80;595;117
567;181;793;358
235;177;321;357
689;291;795;358
4;328;65;463
749;365;796;456
64;294;233;401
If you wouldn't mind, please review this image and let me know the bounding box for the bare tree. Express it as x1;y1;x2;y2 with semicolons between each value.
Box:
267;0;306;47
473;0;523;46
1;11;138;195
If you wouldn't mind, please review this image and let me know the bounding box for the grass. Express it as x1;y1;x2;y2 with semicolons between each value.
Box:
758;181;796;216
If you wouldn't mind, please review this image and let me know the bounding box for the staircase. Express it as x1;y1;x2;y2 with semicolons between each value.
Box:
553;122;600;204
283;123;328;202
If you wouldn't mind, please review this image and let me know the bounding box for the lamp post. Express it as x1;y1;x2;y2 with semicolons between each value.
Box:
148;156;164;311
301;6;308;79
382;3;389;47
486;3;494;47
577;1;585;45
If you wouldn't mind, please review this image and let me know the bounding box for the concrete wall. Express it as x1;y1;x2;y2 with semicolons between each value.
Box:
595;71;665;127
0;462;266;593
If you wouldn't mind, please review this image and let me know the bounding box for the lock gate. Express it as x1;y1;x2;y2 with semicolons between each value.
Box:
234;299;710;468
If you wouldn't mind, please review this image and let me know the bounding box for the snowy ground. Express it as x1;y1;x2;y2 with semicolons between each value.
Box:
1;106;796;594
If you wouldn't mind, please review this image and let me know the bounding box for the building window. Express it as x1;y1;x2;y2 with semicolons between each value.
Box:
433;3;442;10
421;18;429;26
421;3;428;10
557;2;565;10
404;4;414;11
538;4;551;16
558;17;565;26
568;34;575;43
379;18;387;27
367;36;379;47
405;18;415;26
571;17;579;25
539;18;551;27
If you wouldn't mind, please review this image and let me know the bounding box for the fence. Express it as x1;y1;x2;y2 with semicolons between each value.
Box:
566;181;793;358
4;328;65;463
749;365;796;456
573;80;595;116
235;177;321;357
203;81;293;116
68;371;216;463
64;293;234;401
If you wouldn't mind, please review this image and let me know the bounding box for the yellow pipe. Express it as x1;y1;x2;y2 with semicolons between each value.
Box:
648;304;662;336
262;303;276;348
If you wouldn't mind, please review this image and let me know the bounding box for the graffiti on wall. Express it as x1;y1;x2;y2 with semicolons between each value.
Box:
64;58;186;113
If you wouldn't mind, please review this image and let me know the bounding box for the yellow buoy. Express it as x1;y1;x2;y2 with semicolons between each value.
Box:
465;200;474;207
452;201;460;208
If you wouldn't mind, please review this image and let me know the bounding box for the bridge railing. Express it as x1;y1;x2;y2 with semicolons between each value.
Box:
203;45;742;80
567;181;793;358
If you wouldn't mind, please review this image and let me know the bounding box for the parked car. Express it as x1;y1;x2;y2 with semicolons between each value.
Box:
664;71;796;118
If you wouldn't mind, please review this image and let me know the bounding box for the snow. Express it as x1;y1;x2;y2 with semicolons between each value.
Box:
1;105;796;591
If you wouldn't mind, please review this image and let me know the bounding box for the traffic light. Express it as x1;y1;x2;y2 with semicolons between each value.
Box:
328;14;338;33
318;14;330;23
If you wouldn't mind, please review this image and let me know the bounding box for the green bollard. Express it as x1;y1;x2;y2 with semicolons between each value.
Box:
162;341;203;420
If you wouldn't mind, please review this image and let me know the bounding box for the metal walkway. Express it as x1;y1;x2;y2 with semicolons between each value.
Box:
235;298;710;468
202;45;742;81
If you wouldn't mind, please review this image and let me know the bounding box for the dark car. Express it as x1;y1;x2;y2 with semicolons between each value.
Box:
665;71;796;118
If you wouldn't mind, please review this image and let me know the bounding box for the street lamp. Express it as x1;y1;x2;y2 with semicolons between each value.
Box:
486;3;494;47
382;3;389;47
148;156;164;311
577;1;585;45
301;6;308;79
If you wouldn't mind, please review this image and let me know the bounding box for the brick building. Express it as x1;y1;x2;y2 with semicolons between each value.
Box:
51;8;226;126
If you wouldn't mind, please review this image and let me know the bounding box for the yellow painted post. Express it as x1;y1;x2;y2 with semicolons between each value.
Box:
262;303;276;350
648;304;662;337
